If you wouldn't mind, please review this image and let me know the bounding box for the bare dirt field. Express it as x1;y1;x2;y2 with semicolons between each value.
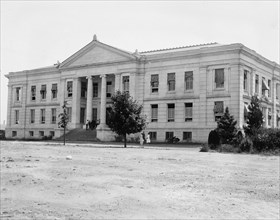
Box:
0;141;279;219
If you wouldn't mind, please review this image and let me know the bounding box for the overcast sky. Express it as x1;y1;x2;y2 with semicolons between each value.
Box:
1;1;279;124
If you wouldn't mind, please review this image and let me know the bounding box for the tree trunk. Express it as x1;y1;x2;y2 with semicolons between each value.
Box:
124;134;127;148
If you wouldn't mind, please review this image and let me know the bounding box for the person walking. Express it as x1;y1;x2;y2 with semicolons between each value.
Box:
139;132;144;146
146;132;151;144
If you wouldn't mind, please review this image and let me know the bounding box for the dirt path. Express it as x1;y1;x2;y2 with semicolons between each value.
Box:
0;141;279;219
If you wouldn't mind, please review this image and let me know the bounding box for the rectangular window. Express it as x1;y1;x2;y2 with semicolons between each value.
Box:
151;74;159;93
81;82;87;98
93;83;98;98
16;87;21;101
268;108;272;126
15;110;19;124
106;81;112;97
167;73;175;91
123;76;129;92
255;74;259;94
150;132;157;140
50;131;55;137
51;84;57;99
12;131;17;137
183;132;192;142
165;132;174;140
215;69;224;88
67;81;73;98
214;101;224;121
31;86;36;101
80;108;85;124
92;108;97;122
40;85;47;100
262;77;268;96
66;107;72;122
167;103;175;122
39;131;44;137
51;108;56;124
41;109;45;124
268;79;271;98
185;71;193;90
30;109;35;124
29;131;34;137
151;104;158;122
244;70;248;91
185;103;193;121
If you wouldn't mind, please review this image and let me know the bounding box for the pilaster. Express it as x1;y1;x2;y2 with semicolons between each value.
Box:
86;76;93;121
72;77;81;127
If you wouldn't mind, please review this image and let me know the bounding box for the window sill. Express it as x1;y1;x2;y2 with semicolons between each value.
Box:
213;88;225;91
184;90;194;93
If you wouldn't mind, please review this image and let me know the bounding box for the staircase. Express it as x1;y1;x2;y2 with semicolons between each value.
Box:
56;128;97;142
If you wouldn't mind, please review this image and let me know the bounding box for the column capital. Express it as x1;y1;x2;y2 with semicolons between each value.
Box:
100;74;107;78
114;72;121;76
86;76;92;80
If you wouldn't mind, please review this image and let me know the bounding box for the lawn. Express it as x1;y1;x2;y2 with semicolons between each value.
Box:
0;141;279;219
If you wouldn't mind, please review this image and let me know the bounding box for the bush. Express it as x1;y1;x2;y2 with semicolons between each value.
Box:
208;130;220;150
219;144;238;153
115;135;123;142
167;136;180;144
251;128;280;153
239;137;253;153
42;135;52;140
200;144;209;152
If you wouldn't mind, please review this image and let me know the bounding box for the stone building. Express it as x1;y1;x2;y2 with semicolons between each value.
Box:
5;35;280;142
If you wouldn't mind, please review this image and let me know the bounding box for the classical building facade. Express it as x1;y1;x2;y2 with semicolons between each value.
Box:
5;35;280;142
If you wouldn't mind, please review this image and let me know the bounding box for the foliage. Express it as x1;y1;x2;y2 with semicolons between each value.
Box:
219;144;238;153
244;95;263;136
107;91;146;148
208;130;220;150
42;135;53;140
216;107;237;144
200;144;209;152
251;128;280;153
239;137;253;153
167;136;180;144
58;101;69;145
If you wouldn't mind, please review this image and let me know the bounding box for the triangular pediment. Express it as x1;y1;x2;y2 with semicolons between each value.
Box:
60;40;137;68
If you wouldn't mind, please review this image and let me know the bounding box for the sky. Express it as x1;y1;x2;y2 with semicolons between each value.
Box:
0;1;279;124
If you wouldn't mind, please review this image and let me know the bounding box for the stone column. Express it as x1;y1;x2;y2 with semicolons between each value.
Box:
114;73;121;92
72;77;81;127
129;73;136;99
96;74;115;141
86;76;93;121
99;74;107;127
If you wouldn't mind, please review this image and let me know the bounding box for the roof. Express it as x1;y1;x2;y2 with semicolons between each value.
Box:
140;42;220;55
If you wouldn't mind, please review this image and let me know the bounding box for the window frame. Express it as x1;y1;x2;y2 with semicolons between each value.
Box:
183;132;192;142
185;103;193;122
40;109;46;124
93;82;98;98
30;109;35;124
31;86;36;101
123;76;130;93
51;84;57;99
151;74;159;93
214;68;225;89
167;73;175;91
40;85;47;100
185;71;193;91
151;104;158;122
167;103;175;122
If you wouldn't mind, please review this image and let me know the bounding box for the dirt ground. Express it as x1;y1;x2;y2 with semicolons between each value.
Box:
0;141;279;220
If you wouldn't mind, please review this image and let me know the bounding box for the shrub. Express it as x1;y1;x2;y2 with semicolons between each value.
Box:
167;136;180;144
200;144;209;152
208;130;220;150
251;128;280;153
115;135;123;142
219;144;238;153
239;137;253;153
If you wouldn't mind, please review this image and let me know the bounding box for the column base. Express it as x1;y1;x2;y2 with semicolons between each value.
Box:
96;124;115;141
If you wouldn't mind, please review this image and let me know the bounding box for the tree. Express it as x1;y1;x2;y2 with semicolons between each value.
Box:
107;91;146;148
216;107;237;144
244;95;263;136
58;101;69;145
